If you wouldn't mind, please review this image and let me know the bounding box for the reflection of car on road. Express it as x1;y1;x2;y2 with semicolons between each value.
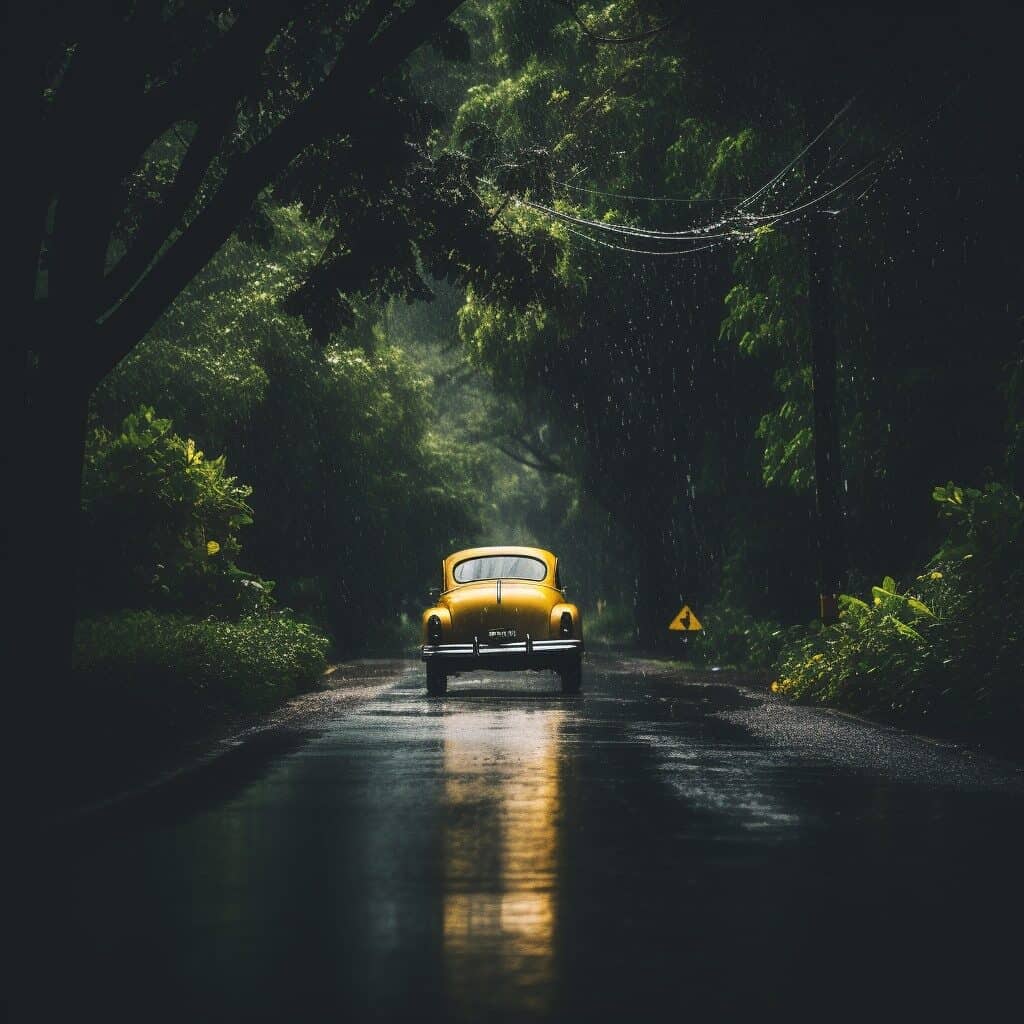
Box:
421;546;583;696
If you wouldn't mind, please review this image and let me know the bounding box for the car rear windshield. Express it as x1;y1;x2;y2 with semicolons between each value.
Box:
453;555;547;584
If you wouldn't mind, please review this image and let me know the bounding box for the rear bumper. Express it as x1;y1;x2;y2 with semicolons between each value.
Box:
421;638;582;671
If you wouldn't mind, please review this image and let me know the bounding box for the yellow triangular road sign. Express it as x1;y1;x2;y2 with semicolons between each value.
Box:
668;604;703;631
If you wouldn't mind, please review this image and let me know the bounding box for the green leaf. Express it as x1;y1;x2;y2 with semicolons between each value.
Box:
885;615;923;642
839;594;871;619
906;597;936;619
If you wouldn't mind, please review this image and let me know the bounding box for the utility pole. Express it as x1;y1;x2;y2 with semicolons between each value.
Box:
804;113;845;625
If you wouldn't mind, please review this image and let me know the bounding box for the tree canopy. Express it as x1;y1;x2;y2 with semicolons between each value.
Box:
8;0;1022;674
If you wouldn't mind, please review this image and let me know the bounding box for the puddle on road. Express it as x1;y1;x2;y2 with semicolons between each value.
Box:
440;707;565;1018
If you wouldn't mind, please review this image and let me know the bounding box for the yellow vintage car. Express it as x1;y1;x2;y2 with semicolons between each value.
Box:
421;546;583;696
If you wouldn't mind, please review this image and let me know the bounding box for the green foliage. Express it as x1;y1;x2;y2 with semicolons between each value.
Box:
720;228;814;491
438;0;829;640
775;483;1024;726
689;602;787;670
435;0;1020;649
93;205;327;446
75;1;1024;676
585;602;635;646
80;407;269;616
931;482;1023;565
72;612;329;727
94;208;486;650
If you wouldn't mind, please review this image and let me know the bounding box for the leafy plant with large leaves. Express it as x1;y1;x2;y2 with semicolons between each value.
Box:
80;406;267;616
775;483;1024;728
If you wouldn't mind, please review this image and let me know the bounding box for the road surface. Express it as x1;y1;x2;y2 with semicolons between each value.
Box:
21;655;1024;1021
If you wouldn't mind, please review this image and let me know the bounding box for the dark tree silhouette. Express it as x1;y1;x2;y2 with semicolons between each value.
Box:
7;2;471;676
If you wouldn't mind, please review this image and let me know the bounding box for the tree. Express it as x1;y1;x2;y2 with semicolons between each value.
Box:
92;205;487;649
440;0;1022;644
8;1;471;673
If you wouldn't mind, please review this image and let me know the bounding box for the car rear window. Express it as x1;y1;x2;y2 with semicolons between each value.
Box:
453;555;547;583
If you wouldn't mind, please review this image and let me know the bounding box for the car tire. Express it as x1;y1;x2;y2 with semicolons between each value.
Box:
426;663;447;697
559;655;582;695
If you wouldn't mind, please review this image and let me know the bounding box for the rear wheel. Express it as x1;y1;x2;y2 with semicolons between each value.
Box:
559;654;582;695
426;663;447;697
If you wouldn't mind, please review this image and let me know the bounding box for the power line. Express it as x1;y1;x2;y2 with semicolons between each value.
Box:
515;146;884;242
475;86;956;259
560;2;683;44
554;181;745;204
515;196;744;241
557;220;729;257
497;96;858;243
548;97;854;214
737;97;857;211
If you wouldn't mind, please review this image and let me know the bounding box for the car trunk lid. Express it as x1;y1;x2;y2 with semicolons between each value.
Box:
444;581;556;643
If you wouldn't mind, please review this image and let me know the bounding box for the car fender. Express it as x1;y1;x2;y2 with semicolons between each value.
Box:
549;602;582;641
421;605;453;642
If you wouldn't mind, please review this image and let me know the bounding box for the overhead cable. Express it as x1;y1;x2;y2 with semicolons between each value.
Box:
737;96;857;210
554;181;745;204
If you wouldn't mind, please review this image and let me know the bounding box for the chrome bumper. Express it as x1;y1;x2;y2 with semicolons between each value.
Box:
421;638;582;661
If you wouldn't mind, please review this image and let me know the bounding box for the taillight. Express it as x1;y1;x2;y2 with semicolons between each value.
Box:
428;614;443;643
560;611;573;638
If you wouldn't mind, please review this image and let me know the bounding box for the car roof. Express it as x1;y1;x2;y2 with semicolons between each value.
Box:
444;546;557;586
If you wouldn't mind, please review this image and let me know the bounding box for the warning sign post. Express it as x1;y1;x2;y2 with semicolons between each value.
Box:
667;604;702;658
668;605;703;632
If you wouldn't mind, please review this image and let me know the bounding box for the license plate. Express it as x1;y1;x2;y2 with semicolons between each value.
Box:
488;628;517;641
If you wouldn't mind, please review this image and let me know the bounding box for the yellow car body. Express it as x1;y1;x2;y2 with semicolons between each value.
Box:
421;545;583;695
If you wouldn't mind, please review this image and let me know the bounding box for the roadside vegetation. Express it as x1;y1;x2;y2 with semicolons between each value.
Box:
772;484;1024;733
72;407;330;748
41;3;1020;756
415;3;1022;739
688;606;786;672
73;613;328;730
584;602;636;647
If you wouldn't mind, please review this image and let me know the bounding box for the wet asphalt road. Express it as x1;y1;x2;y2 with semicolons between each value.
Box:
22;655;1024;1021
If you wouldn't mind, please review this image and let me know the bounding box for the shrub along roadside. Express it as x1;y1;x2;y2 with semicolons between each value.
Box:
72;611;329;741
688;602;787;669
773;483;1024;734
68;407;330;760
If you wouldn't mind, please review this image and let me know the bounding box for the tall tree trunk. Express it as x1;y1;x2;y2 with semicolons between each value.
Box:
7;318;92;825
10;337;91;699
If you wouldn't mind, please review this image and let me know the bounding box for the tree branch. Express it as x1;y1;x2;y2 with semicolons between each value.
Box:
96;109;232;316
121;5;295;156
494;440;568;476
559;2;682;44
92;0;462;382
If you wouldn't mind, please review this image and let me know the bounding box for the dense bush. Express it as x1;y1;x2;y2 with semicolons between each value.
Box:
774;483;1024;728
80;407;271;616
73;612;329;728
73;408;330;753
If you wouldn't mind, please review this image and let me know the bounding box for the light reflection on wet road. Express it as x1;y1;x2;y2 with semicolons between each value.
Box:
25;657;1024;1021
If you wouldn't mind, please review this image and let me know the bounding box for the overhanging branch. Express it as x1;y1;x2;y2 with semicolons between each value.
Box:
96;109;232;316
93;0;462;382
559;2;682;44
